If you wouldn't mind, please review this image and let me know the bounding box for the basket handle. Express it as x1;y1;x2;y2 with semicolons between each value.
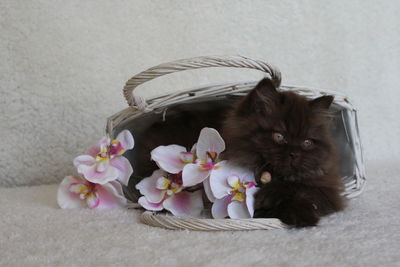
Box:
123;55;281;110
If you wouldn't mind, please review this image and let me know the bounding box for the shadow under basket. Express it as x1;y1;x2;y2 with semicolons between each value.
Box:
106;55;366;231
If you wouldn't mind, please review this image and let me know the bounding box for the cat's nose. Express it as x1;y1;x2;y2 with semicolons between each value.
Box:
289;152;299;158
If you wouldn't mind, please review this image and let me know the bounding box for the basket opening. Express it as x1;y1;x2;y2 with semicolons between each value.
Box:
111;94;360;200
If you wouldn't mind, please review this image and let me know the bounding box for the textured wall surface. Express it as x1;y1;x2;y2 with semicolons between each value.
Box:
1;0;399;186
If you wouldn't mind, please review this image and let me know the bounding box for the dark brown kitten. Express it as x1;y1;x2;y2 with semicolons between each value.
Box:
221;78;345;227
130;78;345;227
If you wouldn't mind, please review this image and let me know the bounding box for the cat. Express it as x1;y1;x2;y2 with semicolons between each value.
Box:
221;78;345;226
130;77;345;227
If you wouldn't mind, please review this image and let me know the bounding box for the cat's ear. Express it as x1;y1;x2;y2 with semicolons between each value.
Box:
309;95;334;110
239;77;280;114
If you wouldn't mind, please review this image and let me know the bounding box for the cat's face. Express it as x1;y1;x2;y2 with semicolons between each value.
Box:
222;78;335;179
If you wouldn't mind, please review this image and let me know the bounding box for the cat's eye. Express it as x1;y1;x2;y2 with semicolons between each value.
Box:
272;132;286;144
302;139;314;149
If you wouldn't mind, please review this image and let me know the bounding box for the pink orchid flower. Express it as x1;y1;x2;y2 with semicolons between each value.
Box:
179;127;226;204
149;127;225;203
150;128;225;187
73;130;134;185
57;176;126;209
182;128;225;187
135;169;204;217
209;161;258;219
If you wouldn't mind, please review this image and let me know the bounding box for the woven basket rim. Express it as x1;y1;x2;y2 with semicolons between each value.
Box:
139;211;288;231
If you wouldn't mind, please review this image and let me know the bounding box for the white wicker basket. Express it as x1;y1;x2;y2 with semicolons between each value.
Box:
106;55;366;231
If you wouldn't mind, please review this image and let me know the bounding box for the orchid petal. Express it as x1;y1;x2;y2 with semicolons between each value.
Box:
110;156;133;186
196;128;225;160
245;186;258;218
135;169;166;203
109;180;125;197
151;145;187;173
211;196;231;219
99;137;111;147
203;178;215;202
163;191;204;217
78;164;119;184
57;176;87;209
87;145;100;157
96;160;109;172
138;196;164;211
73;155;95;168
116;130;135;150
94;181;127;209
227;201;251;219
241;172;257;183
180;152;195;164
190;143;197;154
209;161;232;199
227;174;240;188
182;163;211;187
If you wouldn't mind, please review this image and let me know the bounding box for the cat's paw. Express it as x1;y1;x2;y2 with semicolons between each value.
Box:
254;192;319;227
253;182;320;227
277;200;319;227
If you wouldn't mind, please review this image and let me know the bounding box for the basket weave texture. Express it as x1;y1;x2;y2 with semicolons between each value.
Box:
107;55;366;231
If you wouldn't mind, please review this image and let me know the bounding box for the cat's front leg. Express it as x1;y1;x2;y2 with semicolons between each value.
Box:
254;181;320;227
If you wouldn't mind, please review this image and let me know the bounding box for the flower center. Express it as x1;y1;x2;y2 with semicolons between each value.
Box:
68;181;99;208
109;139;125;156
95;139;125;162
96;148;109;162
156;173;184;196
197;151;220;171
69;182;94;198
207;151;218;162
230;180;256;202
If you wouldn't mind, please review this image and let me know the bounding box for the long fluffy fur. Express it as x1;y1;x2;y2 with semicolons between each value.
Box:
221;78;345;226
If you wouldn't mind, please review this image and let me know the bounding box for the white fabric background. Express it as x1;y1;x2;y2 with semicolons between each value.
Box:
1;0;399;188
1;2;400;266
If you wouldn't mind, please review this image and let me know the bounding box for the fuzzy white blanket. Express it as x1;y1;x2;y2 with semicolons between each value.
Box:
1;161;399;266
2;1;400;266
